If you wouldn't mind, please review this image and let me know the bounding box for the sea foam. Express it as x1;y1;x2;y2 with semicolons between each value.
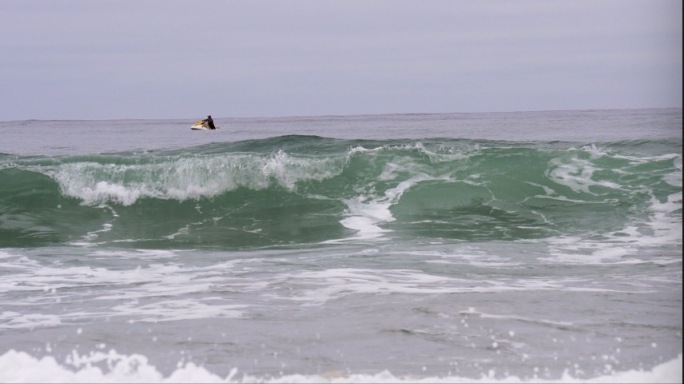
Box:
0;349;680;383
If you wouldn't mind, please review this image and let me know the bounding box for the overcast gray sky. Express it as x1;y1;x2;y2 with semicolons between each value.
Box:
1;0;681;120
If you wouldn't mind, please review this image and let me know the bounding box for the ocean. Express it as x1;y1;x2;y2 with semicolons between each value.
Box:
0;109;681;382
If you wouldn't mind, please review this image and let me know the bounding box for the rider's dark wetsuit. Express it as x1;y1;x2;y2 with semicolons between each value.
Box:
204;115;216;129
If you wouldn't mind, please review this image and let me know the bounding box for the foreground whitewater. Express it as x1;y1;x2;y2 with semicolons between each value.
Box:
0;109;681;382
0;350;680;383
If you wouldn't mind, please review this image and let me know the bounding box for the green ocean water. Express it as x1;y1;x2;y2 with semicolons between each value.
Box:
1;136;679;249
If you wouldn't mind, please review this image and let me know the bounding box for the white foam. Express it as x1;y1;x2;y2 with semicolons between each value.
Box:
263;267;624;306
663;155;682;187
0;249;17;259
0;349;680;383
336;168;431;241
0;252;256;329
0;311;61;329
261;150;345;190
646;191;683;244
546;157;622;195
542;151;682;266
458;307;576;329
42;152;347;206
338;197;394;240
543;185;682;266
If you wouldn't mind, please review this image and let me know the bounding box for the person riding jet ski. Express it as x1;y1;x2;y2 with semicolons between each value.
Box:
202;115;216;130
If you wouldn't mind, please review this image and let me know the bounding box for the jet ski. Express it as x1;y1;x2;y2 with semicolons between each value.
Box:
191;120;218;130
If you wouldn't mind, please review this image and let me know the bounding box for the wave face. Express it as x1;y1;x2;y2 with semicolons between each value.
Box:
1;135;681;249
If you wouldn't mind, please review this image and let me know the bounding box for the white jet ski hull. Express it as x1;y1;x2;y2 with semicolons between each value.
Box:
191;120;218;130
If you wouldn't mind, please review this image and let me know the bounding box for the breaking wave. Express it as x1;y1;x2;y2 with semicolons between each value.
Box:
1;136;681;249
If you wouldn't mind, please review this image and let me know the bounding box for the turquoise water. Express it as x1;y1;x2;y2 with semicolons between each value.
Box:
1;136;680;248
0;109;681;382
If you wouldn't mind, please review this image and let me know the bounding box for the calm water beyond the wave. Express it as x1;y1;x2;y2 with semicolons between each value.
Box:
0;109;681;382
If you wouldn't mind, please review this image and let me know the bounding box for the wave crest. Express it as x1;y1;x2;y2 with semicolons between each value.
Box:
47;149;349;206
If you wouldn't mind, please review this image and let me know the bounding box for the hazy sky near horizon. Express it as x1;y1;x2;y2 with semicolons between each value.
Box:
1;0;681;120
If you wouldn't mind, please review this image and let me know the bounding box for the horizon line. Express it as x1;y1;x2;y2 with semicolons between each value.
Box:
2;106;681;123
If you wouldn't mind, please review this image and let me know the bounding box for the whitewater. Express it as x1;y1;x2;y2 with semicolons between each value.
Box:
0;109;681;382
